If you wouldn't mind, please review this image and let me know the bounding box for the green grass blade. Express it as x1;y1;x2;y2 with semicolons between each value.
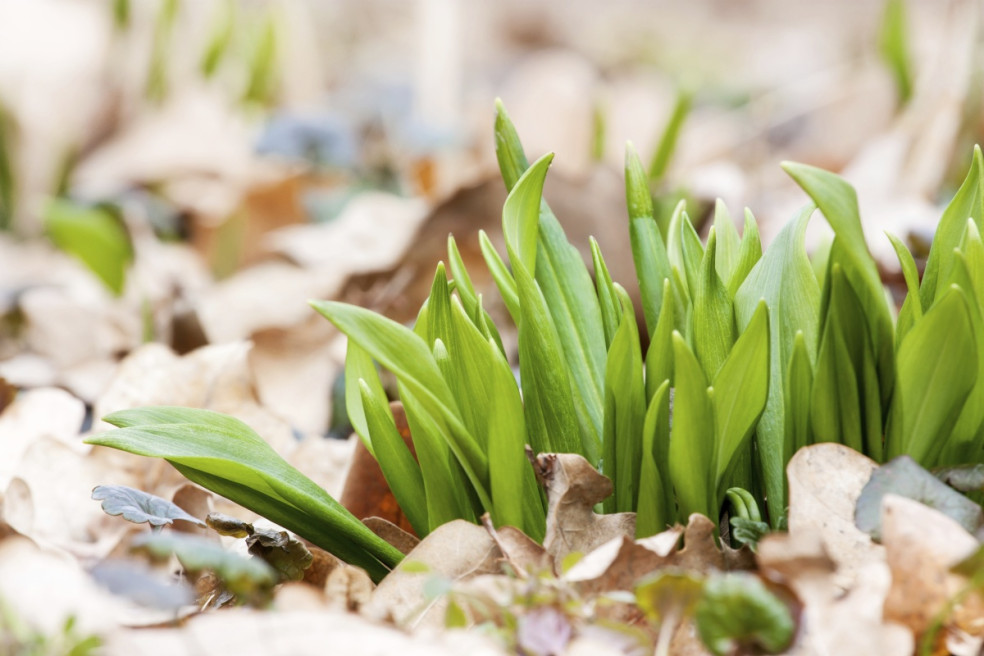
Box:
713;200;741;287
626;142;671;335
785;332;813;457
711;301;769;501
649;87;693;183
344;341;384;455
645;278;676;402
637;379;672;537
669;332;714;521
886;231;924;346
479;230;519;320
45;200;133;295
921;146;984;308
359;380;428;536
734;206;818;524
727;209;762;297
591;237;622;346
604;286;646;513
878;0;914;105
693;230;735;378
87;408;402;578
782;162;895;408
888;285;978;465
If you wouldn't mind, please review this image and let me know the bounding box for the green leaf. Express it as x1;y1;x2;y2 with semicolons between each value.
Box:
922;146;984;309
785;332;813;457
515;262;584;458
713;200;741;286
855;455;984;540
727;209;762;298
635;569;704;622
693;230;736;378
669;332;714;520
878;0;914;105
91;485;206;528
503;153;554;274
782;162;895;410
359;381;428;536
45;200;133;295
637;380;672;537
344;341;384;455
649;87;693;183
695;573;795;656
243;10;279;105
729;518;770;552
811;266;865;453
678;211;705;300
199;0;236;78
735;206;819;525
625;142;671;336
645;278;675;402
711;301;769;500
591;237;622;346
447;235;504;353
886;231;923;345
479;229;519;320
0;105;14;231
887;285;977;465
87;408;402;581
603;286;646;514
310;300;491;507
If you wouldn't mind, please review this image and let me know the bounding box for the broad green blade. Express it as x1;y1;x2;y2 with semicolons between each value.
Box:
604;286;646;513
785;332;813;457
398;384;481;527
88;408;402;579
734;206;818;525
344;341;385;455
495;101;607;458
887;285;978;465
645;278;676;402
886;231;924;346
625;142;671;335
515;262;585;458
878;0;914;105
782;162;895;409
711;301;769;501
358;380;428;535
922;146;984;308
678;211;705;298
591;237;622;346
45;200;133;295
649;87;692;183
503;153;554;274
727;209;762;298
636;379;672;537
713;200;742;286
479;230;520;320
693;230;735;378
669;333;714;521
312;300;490;508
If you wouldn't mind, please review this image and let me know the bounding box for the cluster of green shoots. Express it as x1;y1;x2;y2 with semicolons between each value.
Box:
88;101;984;581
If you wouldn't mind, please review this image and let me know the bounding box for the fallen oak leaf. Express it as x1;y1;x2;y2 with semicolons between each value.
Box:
529;451;635;565
881;495;984;642
92;484;206;528
363;516;420;556
481;513;551;578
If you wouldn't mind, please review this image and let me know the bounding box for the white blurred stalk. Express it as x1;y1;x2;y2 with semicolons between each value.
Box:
414;0;462;129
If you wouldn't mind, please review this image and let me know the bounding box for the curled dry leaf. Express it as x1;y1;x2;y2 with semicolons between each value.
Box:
363;516;421;556
757;527;912;655
482;513;551;577
369;519;502;627
880;494;984;640
532;452;635;565
92;484;207;528
786;443;883;580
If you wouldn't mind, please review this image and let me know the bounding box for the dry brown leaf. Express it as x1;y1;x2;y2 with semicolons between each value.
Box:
363;517;421;556
758;528;912;656
533;452;635;565
880;494;984;640
482;514;551;578
369;519;502;627
786;443;883;580
0;387;86;489
170;484;213;539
